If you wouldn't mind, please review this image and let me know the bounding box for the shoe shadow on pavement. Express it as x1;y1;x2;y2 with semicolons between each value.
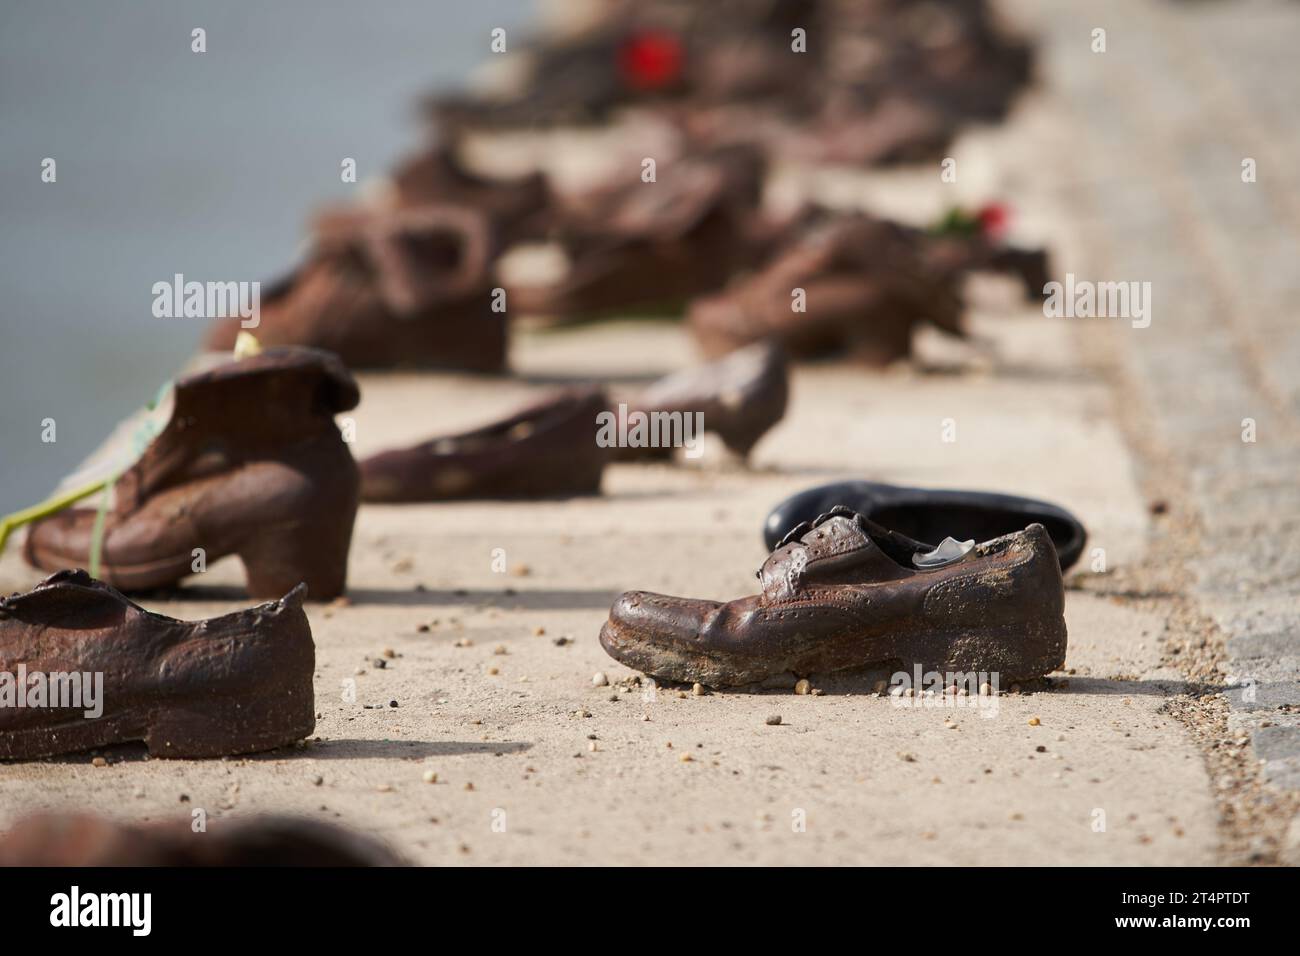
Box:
29;739;531;766
1057;675;1200;697
258;739;532;760
708;671;1199;698
157;583;621;611
341;586;620;610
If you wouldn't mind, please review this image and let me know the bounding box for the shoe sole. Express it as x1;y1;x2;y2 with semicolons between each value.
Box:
599;613;1067;689
0;692;315;760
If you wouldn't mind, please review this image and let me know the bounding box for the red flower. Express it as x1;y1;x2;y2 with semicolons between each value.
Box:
976;202;1011;239
618;30;684;91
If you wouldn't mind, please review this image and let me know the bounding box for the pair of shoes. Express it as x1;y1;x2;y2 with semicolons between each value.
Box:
599;506;1069;688
0;813;403;865
687;204;1051;364
503;146;783;324
20;346;360;599
0;570;315;759
358;341;789;501
690;213;965;364
388;143;551;248
206;204;506;371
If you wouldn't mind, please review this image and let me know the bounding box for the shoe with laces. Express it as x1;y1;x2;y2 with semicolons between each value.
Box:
600;506;1067;687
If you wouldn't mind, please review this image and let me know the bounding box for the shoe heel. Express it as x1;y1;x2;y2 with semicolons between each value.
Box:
910;617;1068;686
239;518;353;601
145;690;315;758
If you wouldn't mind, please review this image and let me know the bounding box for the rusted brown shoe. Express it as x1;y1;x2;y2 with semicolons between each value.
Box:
0;570;314;759
504;147;779;323
360;388;608;502
600;507;1066;687
389;144;550;247
206;205;505;371
611;341;788;461
24;347;360;600
688;214;964;365
921;204;1050;300
0;812;403;866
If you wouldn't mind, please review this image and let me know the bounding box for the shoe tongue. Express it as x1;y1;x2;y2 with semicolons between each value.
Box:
758;513;911;603
913;536;975;569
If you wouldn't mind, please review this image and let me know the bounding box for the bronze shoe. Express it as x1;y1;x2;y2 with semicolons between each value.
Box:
24;347;360;600
359;388;608;502
206;204;505;371
688;214;964;365
600;507;1067;687
505;147;779;323
389;144;550;247
611;341;788;461
0;570;315;759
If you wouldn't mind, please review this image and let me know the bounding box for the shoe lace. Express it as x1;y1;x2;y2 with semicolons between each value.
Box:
773;504;862;552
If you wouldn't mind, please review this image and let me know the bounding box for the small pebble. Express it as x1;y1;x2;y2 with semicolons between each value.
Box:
310;774;324;786
382;648;396;659
692;682;706;696
765;714;783;726
493;644;508;655
1028;716;1041;726
794;679;812;695
592;672;609;687
422;770;438;784
532;626;546;636
553;636;572;646
91;757;107;768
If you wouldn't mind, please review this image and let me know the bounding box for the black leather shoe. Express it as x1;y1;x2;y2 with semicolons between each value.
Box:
763;481;1087;571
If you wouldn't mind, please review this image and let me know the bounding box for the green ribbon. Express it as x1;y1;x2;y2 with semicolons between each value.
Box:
1;381;173;578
